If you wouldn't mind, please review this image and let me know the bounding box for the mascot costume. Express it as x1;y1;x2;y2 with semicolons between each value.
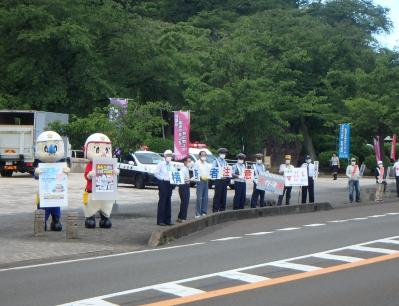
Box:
35;131;70;231
83;133;119;228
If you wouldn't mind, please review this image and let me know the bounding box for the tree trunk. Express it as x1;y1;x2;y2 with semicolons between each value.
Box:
300;116;316;160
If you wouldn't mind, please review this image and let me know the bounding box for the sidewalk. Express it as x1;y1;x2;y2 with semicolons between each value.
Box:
0;175;396;268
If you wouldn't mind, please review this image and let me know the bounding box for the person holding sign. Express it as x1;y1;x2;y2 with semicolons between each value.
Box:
212;148;229;212
193;150;211;218
277;154;294;206
232;153;247;210
301;155;315;204
375;161;385;203
155;150;174;226
394;158;399;197
346;157;361;203
177;157;191;222
251;153;267;208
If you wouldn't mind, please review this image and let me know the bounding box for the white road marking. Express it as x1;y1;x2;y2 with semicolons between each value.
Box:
368;215;386;218
245;232;273;236
303;224;325;227
313;253;362;263
152;283;205;297
378;239;399;245
211;237;242;242
58;299;118;306
267;261;321;272
349;217;369;221
276;227;301;231
328;220;349;223
386;212;399;215
347;245;397;254
217;271;269;283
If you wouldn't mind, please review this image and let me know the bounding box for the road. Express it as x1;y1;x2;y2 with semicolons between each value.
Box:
1;200;399;306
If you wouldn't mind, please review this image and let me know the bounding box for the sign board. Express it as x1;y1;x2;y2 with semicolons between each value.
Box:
284;167;308;187
221;165;232;178
257;173;285;195
174;111;190;160
209;167;221;180
314;161;319;180
170;169;185;185
38;162;68;208
338;123;350;159
92;158;118;200
244;168;254;181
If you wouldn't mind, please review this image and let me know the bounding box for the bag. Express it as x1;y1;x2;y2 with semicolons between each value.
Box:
83;191;89;205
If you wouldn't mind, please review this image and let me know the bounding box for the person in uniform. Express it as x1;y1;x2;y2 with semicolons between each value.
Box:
232;153;247;210
251;153;267;208
194;150;211;218
330;153;340;180
177;157;191;222
277;154;294;205
301;155;315;204
393;158;399;197
212;148;229;212
346;157;360;203
155;150;174;226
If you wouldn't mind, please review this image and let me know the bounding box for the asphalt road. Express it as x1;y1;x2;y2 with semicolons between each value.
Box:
1;200;399;306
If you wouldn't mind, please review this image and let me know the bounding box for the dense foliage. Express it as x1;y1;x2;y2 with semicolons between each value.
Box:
1;0;398;165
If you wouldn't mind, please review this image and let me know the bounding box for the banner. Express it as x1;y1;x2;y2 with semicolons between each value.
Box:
174;111;190;161
109;98;128;121
256;173;285;195
38;163;68;208
338;123;350;159
92;158;118;200
284;167;308;187
373;136;381;162
391;134;397;161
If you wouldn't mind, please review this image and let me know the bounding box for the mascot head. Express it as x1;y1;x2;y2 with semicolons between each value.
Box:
35;131;65;163
84;133;112;161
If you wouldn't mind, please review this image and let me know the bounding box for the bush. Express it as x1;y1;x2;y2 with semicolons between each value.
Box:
146;138;174;153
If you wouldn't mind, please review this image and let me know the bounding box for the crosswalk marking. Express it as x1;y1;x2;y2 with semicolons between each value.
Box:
267;261;320;272
347;245;397;254
152;283;205;297
217;271;269;283
313;253;362;263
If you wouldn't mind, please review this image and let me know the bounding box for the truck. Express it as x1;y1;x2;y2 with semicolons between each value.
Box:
0;110;70;177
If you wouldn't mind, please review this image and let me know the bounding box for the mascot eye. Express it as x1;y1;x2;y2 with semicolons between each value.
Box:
54;145;58;152
44;145;48;152
96;147;100;154
105;147;109;153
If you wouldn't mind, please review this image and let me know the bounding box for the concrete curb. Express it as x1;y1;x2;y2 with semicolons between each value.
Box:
148;202;332;247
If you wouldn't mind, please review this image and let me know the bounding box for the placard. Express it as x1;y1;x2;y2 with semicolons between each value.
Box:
284;167;308;187
209;167;221;180
221;165;232;178
38;163;68;207
257;173;285;195
244;168;254;181
314;161;319;180
92;158;118;200
170;169;185;185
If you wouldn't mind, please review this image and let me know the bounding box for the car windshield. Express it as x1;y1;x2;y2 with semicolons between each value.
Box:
134;152;163;165
194;154;216;164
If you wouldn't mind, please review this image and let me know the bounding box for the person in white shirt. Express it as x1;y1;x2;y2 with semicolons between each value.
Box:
330;153;340;180
346;157;360;203
393;158;399;197
374;160;385;203
177;157;191;222
193;150;211;217
301;155;315;204
277;154;294;206
251;153;267;208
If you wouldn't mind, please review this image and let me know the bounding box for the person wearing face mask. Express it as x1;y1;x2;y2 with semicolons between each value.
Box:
193;150;211;218
374;161;385;203
277;154;294;206
154;150;174;226
251;153;267;208
232;153;247;210
301;155;315;204
177;157;192;222
212;148;229;212
393;158;399;197
346;157;360;203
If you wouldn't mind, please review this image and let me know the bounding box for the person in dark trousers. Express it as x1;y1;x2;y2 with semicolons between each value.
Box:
301;155;315;204
155;149;174;226
330;153;340;180
394;158;399;197
277;154;294;205
212;148;229;212
251;153;267;208
177;157;191;223
232;153;247;210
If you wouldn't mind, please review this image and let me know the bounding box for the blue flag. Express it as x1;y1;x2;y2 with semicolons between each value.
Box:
338;123;350;159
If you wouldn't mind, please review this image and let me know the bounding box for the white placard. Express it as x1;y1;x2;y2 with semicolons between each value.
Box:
92;158;118;200
170;169;185;185
284;167;308;187
38;163;68;207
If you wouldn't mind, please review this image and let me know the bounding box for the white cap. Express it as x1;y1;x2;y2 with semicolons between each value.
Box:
37;131;63;142
84;133;111;148
378;160;383;165
164;149;173;156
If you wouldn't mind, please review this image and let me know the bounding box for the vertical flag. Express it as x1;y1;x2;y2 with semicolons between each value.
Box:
373;136;382;162
391;134;397;161
338;123;350;159
174;111;190;160
109;98;128;121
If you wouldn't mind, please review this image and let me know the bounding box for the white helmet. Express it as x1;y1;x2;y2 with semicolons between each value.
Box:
164;149;173;156
37;131;63;143
84;133;111;149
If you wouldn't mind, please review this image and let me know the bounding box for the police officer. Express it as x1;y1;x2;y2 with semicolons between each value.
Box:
301;155;315;204
155;150;174;226
233;153;247;210
277;154;294;205
177;156;191;222
212;148;229;212
251;153;267;208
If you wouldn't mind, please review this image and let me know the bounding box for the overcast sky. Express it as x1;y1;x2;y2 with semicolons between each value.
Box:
373;0;399;49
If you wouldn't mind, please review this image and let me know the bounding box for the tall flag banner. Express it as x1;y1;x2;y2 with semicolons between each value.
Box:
109;98;128;121
373;136;382;162
391;134;397;161
338;123;350;159
174;111;190;160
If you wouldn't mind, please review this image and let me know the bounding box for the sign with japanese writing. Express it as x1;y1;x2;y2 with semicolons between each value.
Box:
174;111;190;161
284;167;308;187
109;98;128;121
244;168;254;181
256;173;285;195
314;161;319;180
221;165;232;178
209;167;221;180
338;123;350;159
170;169;184;185
38;162;68;208
92;158;118;200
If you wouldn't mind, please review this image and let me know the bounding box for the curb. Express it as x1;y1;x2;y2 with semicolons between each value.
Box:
148;202;332;247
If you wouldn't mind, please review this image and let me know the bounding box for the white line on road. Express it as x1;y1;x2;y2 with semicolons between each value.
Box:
245;232;274;236
313;253;362;263
267;261;321;272
152;283;205;297
303;224;326;227
328;220;349;223
347;245;398;254
217;271;269;283
211;237;243;242
276;227;301;231
378;239;399;245
386;212;399;215
368;215;387;218
349;217;369;221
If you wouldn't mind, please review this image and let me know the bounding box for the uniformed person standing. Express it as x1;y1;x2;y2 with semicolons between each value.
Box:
251;153;267;208
301;155;315;204
177;157;191;222
212;148;229;212
277;154;294;206
154;150;174;226
232;153;247;210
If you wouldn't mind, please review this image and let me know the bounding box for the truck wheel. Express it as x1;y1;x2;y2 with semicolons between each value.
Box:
135;174;145;189
1;170;13;177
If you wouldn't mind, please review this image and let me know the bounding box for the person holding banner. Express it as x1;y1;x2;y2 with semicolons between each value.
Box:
251;153;267;208
177;157;191;223
155;150;174;226
301;155;315;204
375;161;385;203
277;155;294;206
394;158;399;197
346;157;361;203
232;153;247;210
330;153;340;180
193;150;211;218
212;148;229;212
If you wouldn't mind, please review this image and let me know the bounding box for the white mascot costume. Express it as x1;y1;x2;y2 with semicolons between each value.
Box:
34;131;70;231
83;133;119;228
